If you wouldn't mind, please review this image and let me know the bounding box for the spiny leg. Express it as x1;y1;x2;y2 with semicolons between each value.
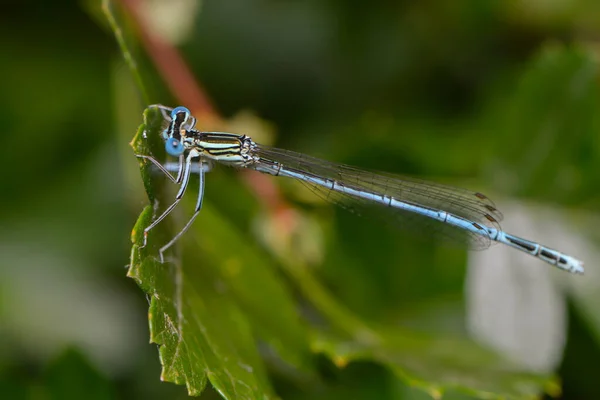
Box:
159;159;206;262
175;154;184;183
135;154;181;183
140;153;194;249
149;104;174;120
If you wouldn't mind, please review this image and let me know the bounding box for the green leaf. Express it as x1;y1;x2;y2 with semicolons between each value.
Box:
186;204;316;376
492;44;600;204
312;329;558;399
269;249;559;399
129;107;313;398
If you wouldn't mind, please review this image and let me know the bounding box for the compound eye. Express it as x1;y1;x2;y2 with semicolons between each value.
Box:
170;106;191;120
165;137;185;156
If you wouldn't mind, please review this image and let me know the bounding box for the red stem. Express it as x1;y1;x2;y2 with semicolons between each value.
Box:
119;0;289;214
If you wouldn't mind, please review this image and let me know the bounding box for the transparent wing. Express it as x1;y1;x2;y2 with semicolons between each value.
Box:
255;145;503;250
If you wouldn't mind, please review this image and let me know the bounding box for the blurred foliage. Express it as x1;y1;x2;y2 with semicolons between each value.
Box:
1;0;599;399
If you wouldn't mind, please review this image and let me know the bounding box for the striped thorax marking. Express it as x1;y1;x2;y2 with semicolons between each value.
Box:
189;131;256;167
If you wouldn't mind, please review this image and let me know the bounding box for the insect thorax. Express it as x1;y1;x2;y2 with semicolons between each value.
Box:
192;132;256;167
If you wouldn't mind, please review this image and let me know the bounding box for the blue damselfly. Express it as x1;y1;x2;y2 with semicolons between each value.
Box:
136;105;584;274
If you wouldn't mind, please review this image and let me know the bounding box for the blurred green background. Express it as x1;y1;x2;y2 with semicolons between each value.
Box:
1;0;599;399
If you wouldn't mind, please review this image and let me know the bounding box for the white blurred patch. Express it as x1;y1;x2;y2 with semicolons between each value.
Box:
466;202;595;372
140;0;200;44
0;240;144;376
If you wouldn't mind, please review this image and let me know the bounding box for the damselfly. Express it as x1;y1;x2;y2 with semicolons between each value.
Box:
136;105;584;274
